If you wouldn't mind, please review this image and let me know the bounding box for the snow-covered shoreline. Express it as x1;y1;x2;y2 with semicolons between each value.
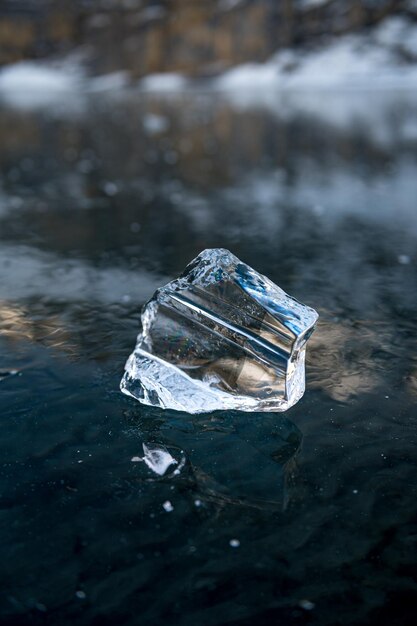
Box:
0;15;416;115
216;16;417;91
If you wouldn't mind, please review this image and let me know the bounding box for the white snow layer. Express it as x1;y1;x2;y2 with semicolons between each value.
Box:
216;17;417;91
0;15;416;111
0;60;129;111
139;72;188;92
0;62;84;110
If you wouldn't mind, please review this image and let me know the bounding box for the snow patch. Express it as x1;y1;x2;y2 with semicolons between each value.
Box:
0;60;130;112
88;71;130;92
139;72;188;92
0;61;84;110
216;17;417;92
374;16;417;57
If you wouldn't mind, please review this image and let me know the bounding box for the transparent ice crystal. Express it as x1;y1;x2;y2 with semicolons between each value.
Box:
120;249;318;413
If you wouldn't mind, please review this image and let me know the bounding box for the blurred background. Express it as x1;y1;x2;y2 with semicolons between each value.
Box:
1;0;417;75
1;2;417;626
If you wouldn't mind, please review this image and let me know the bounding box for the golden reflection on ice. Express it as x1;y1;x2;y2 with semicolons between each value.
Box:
0;302;33;340
307;315;394;402
0;300;77;356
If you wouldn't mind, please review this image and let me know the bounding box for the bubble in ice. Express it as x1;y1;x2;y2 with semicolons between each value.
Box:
75;590;87;600
299;599;315;611
120;248;318;413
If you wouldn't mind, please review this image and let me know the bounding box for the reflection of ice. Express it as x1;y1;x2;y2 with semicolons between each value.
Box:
164;412;304;509
307;318;384;402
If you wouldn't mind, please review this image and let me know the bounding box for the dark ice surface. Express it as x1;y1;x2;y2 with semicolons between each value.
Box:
1;89;417;625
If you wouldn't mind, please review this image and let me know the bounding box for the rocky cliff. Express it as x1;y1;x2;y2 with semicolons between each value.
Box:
0;0;413;76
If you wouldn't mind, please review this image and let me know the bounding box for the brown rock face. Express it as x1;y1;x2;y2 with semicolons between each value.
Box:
0;0;410;76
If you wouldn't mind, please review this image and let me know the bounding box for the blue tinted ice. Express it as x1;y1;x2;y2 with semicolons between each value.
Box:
121;249;318;413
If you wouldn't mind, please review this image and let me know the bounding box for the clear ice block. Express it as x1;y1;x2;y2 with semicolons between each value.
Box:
120;248;318;413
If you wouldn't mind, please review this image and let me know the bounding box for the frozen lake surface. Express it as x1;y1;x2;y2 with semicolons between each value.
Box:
1;88;417;625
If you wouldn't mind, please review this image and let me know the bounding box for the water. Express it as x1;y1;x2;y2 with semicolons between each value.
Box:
1;89;417;625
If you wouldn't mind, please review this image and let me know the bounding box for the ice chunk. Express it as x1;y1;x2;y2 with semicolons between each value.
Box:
120;249;318;413
141;444;178;476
